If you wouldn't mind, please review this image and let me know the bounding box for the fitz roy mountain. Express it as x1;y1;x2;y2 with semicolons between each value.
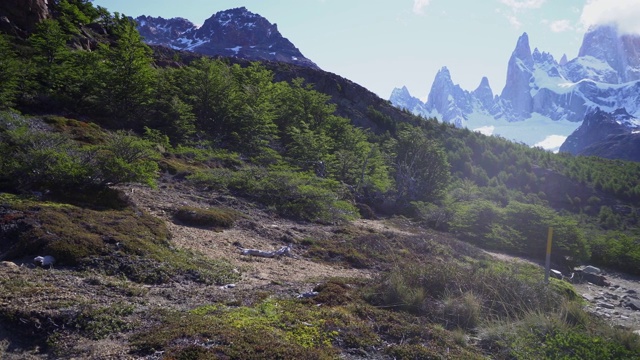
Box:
135;7;318;69
390;25;640;153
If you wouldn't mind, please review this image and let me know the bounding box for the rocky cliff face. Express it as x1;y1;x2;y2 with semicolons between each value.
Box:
136;7;318;69
560;108;640;161
578;25;640;83
0;0;50;36
500;33;534;121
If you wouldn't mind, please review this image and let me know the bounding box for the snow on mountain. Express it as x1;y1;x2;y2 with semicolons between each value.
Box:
390;24;640;154
135;7;318;69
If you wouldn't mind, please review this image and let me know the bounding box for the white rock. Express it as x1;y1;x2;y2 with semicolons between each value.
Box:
33;255;55;267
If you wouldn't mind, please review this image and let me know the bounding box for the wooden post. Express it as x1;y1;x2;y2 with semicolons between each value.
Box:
544;227;553;284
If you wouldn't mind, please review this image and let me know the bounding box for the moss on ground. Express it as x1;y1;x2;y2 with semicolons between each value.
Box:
0;193;239;285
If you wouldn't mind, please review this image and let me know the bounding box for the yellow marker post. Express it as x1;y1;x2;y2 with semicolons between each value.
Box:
544;227;553;284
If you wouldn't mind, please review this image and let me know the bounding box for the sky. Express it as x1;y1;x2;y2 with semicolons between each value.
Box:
90;0;640;101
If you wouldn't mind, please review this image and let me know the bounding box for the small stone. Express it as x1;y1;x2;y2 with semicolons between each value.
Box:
597;302;615;310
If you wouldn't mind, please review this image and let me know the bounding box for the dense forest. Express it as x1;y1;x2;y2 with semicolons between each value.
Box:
2;1;640;359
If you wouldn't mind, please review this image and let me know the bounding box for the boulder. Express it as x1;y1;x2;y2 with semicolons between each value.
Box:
550;269;563;279
33;255;55;267
573;269;609;287
581;265;602;275
626;299;640;311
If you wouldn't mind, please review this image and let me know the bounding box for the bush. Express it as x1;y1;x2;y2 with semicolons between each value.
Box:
173;206;240;229
0;117;160;193
189;167;359;224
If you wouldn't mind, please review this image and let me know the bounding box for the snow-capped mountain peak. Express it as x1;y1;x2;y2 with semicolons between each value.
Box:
135;7;318;69
389;24;640;154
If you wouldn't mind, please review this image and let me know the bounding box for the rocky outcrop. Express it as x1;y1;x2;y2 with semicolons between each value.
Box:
560;108;640;161
135;7;318;70
0;0;50;36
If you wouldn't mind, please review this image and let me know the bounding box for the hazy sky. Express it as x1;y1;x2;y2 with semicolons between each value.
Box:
91;0;640;100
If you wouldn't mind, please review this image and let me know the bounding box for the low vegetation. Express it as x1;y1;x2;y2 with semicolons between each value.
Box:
0;1;639;358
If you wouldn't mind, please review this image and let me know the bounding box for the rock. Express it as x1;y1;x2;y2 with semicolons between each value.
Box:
581;265;602;275
574;270;609;287
33;255;55;267
626;299;640;311
597;302;616;310
0;261;19;270
0;0;50;36
627;289;638;295
297;291;319;299
581;293;594;302
606;293;619;300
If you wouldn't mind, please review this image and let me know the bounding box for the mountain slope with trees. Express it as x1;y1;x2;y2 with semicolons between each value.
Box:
1;1;640;359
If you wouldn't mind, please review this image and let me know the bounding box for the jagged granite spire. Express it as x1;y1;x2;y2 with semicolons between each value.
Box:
500;32;534;121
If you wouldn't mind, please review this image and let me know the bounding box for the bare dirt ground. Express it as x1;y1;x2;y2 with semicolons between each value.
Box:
122;180;372;291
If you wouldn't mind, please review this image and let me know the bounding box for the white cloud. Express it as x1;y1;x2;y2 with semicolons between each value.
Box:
500;0;546;12
549;19;573;33
498;0;545;29
413;0;431;15
473;125;495;136
506;14;522;28
580;0;640;34
534;135;566;153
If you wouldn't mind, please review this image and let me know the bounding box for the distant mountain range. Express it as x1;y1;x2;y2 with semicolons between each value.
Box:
390;25;640;156
132;7;640;161
135;7;318;69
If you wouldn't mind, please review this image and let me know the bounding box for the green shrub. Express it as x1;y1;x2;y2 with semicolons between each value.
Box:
173;206;240;229
0;118;160;193
189;167;359;224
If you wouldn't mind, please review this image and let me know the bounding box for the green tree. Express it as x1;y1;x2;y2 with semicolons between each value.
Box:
228;63;279;156
146;68;196;144
175;58;236;138
96;15;155;125
0;36;20;109
394;125;450;204
51;0;99;33
29;19;71;94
